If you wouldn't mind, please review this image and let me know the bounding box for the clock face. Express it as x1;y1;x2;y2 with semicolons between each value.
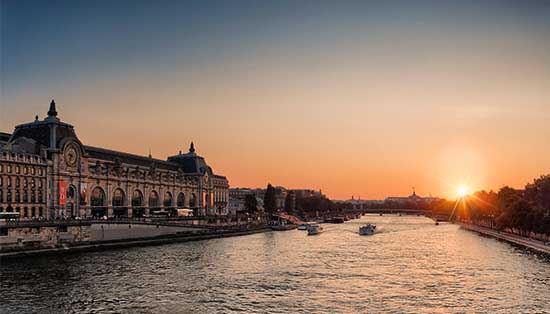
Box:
65;145;78;167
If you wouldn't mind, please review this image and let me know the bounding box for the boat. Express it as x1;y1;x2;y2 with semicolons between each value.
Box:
307;224;323;235
270;224;297;231
297;223;309;230
359;223;376;236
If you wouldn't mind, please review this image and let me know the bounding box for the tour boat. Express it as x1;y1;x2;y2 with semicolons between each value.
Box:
307;224;323;235
297;224;308;230
359;223;376;236
270;224;297;231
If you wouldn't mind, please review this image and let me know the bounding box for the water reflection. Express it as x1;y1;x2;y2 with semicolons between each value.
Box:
1;215;549;314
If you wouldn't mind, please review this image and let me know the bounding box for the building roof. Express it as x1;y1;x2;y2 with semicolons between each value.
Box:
167;142;211;174
84;145;182;171
9;100;82;149
0;132;11;146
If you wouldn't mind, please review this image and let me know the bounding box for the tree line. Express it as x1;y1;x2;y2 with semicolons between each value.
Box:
430;175;550;240
242;183;338;219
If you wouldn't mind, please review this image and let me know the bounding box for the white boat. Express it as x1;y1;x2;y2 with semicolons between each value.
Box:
307;224;323;235
359;224;376;236
297;224;308;230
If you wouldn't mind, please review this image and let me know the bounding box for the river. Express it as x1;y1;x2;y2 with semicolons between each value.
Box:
1;215;549;314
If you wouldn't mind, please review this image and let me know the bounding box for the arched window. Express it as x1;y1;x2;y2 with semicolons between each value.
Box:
163;191;173;207
177;192;185;208
189;193;197;208
112;188;125;207
67;186;76;200
149;191;159;207
91;187;106;206
132;190;143;207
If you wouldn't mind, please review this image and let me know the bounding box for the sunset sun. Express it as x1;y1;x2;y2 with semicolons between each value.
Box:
457;186;470;198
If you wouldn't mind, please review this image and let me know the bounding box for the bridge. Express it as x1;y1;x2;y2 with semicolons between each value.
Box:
341;208;451;222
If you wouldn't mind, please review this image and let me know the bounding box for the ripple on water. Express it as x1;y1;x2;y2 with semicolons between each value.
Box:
1;216;549;314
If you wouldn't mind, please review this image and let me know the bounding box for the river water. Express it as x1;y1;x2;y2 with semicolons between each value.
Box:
1;215;549;314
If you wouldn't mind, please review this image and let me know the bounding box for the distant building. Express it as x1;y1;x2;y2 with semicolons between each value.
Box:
0;100;229;219
385;188;440;204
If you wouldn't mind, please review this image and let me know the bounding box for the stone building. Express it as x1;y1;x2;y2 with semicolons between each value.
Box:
0;100;229;219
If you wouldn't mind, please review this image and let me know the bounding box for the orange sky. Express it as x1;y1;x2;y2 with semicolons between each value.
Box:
2;1;549;200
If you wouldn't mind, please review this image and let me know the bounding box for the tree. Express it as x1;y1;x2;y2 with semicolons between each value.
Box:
244;194;257;213
263;184;277;213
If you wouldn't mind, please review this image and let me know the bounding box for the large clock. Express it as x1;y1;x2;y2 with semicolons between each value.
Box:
64;145;79;167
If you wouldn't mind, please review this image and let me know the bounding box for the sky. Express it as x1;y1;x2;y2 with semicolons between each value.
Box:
1;0;549;200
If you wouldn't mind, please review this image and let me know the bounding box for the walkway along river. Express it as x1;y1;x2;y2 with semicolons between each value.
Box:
1;215;549;314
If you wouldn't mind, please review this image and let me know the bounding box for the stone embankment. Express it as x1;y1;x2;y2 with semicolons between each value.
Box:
459;223;550;255
0;220;269;258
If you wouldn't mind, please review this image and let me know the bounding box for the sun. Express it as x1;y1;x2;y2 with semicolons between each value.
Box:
457;185;469;198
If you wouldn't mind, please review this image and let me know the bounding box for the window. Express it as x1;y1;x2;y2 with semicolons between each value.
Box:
39;168;43;176
23;191;28;203
24;178;27;188
15;166;20;174
38;180;42;189
7;165;11;173
149;191;159;207
112;188;125;207
67;186;75;199
31;179;35;188
0;164;3;172
91;187;106;206
38;191;43;203
31;167;35;175
31;192;35;203
15;177;20;187
24;166;28;174
177;193;185;208
7;177;11;187
163;192;172;207
132;190;143;207
0;190;3;202
7;190;12;202
0;177;2;187
15;190;20;202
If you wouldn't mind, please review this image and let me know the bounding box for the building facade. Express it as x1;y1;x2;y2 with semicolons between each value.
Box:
0;100;229;219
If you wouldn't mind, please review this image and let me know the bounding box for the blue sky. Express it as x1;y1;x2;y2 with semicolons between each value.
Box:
1;0;549;198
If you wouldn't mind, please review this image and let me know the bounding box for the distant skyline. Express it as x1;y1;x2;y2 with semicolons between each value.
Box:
2;0;550;199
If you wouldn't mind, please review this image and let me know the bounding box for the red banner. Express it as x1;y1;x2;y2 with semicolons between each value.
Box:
59;181;67;206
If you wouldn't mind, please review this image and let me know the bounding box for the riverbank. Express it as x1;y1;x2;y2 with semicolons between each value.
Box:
459;223;550;255
0;226;270;259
